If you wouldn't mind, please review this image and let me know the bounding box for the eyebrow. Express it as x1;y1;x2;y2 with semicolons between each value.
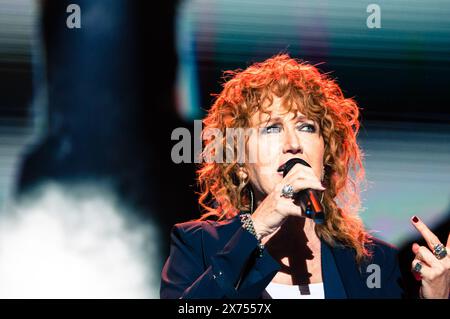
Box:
257;114;310;125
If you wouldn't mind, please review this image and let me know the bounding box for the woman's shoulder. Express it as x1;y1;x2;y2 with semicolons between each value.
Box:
368;237;398;253
171;214;242;239
365;236;400;265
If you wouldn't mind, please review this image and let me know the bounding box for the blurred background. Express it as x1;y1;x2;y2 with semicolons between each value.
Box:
0;0;448;298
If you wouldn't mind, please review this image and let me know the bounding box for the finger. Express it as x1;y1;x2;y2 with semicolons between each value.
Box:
415;245;441;268
411;215;442;252
411;258;423;281
280;170;323;189
289;178;325;193
412;242;420;254
412;243;425;264
285;172;324;189
287;174;322;186
411;259;432;279
284;163;319;181
447;232;450;249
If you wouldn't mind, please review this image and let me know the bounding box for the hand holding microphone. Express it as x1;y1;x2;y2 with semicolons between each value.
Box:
277;158;325;224
250;158;326;243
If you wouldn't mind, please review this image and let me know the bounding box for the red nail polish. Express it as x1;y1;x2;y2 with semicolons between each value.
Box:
413;272;422;281
412;216;419;223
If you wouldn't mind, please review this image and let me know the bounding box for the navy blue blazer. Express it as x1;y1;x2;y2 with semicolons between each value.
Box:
160;214;404;299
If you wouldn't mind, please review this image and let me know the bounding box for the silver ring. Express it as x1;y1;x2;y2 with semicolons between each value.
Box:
413;262;422;274
281;184;294;198
433;243;447;260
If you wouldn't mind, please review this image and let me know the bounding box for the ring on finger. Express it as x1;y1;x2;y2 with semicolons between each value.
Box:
433;243;447;260
413;262;423;274
281;184;295;199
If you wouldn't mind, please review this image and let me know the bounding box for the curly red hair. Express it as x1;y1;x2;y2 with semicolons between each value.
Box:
196;54;372;263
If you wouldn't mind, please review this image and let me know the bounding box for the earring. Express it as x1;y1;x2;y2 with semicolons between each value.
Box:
320;165;325;204
237;164;254;214
237;165;248;186
248;185;255;214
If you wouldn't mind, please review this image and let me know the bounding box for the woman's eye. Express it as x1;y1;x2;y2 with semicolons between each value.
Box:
298;124;316;133
261;125;281;134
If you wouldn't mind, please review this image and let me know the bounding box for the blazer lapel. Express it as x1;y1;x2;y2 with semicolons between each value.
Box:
329;243;371;298
237;249;280;298
239;240;359;299
321;240;347;299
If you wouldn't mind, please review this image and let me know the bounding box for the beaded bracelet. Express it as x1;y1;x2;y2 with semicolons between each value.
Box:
239;213;264;257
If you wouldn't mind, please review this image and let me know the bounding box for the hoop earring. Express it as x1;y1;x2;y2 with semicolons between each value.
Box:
247;185;255;214
237;165;253;213
237;166;248;188
320;165;325;205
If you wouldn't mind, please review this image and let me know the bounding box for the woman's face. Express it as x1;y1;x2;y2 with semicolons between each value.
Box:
245;96;325;199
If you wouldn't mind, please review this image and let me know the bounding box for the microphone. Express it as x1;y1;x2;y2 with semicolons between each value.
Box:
277;158;325;224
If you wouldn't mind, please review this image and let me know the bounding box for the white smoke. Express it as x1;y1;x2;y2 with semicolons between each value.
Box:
0;182;161;298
